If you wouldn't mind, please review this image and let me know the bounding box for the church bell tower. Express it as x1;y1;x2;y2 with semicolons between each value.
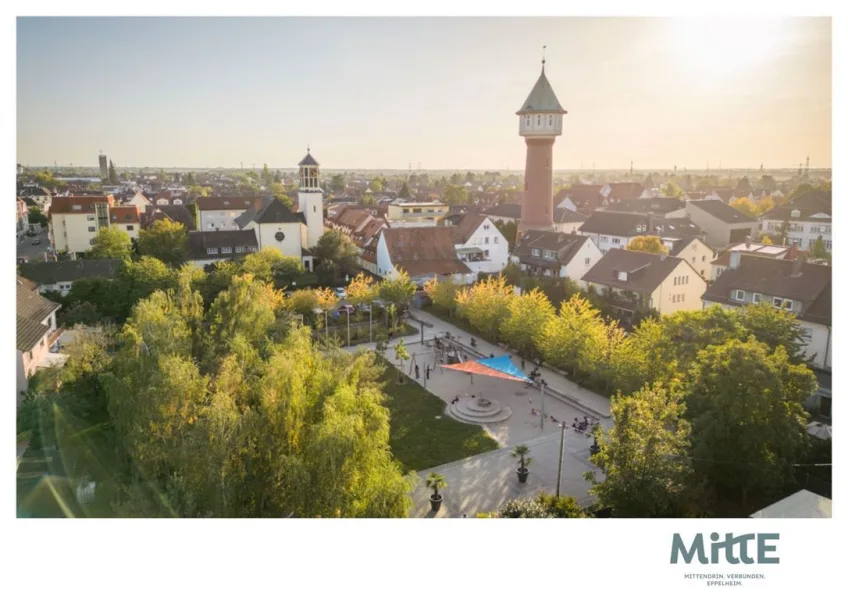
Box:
298;147;324;248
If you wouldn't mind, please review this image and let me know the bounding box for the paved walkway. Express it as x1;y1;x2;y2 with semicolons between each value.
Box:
408;429;604;518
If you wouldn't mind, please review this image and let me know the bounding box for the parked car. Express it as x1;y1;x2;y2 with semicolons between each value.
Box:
356;303;372;314
338;303;356;314
335;287;347;298
31;239;41;245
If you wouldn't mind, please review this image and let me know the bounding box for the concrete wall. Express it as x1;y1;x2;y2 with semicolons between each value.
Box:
199;209;245;232
51;213;99;253
298;190;325;248
674;237;716;281
761;218;832;252
686;202;756;248
252;221;304;259
562;238;603;283
456;218;509;274
112;222;139;240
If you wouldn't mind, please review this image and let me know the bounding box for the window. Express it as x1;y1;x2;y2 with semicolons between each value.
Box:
548;115;553;126
585;258;591;266
40;338;45;347
86;214;94;220
221;247;233;254
702;255;706;262
617;271;627;282
484;250;490;258
612;238;621;244
544;250;556;260
88;226;96;232
73;205;83;211
494;236;499;244
485;237;490;244
235;246;245;253
790;209;801;218
682;294;685;302
313;205;317;213
483;224;490;230
537;115;541;125
825;240;832;250
207;248;219;255
90;239;96;245
772;297;791;309
127;225;134;231
600;235;608;242
752;293;762;305
531;248;541;257
735;289;745;301
525;116;530;127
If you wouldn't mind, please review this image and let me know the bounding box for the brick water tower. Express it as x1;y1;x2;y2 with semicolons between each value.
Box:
516;55;567;235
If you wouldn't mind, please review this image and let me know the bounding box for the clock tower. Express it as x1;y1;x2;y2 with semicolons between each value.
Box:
516;56;567;235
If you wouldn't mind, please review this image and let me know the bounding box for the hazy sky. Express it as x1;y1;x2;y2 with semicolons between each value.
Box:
17;17;831;170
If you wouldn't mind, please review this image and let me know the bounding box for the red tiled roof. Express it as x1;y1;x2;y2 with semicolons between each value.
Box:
110;205;140;224
49;195;115;215
381;227;470;277
195;196;261;212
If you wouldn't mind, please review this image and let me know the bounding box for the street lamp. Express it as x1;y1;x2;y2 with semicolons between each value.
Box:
556;422;566;497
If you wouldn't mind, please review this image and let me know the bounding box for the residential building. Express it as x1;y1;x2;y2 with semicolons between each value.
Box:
19;259;122;296
196;196;260;232
124;191;151;209
325;205;387;275
581;248;707;317
482;203;587;233
710;241;803;281
759;191;831;252
20;186;52;210
451;213;509;275
385;199;449;227
142;204;197;231
510;230;602;282
16;277;62;399
16;198;29;241
109;205;141;241
376;227;471;285
187;230;259;268
749;490;831;519
578;211;704;254
683;199;758;248
668;237;716;281
701;253;831;371
48;195;116;253
602;196;686;218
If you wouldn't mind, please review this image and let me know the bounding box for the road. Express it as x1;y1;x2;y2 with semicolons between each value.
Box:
17;230;51;261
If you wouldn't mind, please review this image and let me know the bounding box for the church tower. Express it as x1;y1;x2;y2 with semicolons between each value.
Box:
298;148;324;248
516;54;567;235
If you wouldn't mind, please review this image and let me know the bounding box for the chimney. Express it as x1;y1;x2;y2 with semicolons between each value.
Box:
728;250;742;270
791;255;804;278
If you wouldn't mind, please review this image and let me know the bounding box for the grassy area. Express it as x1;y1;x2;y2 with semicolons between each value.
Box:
378;359;499;473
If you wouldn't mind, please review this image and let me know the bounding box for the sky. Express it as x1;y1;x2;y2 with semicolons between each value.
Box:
16;17;832;171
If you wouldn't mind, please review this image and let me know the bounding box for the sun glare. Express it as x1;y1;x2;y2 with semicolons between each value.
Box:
672;18;788;81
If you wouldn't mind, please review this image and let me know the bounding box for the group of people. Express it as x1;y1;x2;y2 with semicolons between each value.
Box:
572;416;594;432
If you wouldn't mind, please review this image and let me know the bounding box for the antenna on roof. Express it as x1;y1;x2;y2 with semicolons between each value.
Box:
542;45;546;71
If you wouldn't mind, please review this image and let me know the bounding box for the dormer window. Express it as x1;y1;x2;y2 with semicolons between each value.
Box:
525;116;530;127
531;248;541;257
735;289;745;301
617;271;628;282
790;209;800;218
548;115;552;126
537;116;541;125
72;204;82;211
207;247;219;255
221;247;233;254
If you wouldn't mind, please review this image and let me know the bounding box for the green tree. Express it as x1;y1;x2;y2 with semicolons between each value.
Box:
737;303;806;362
455;275;513;340
810;236;831;262
137;219;188;267
500;289;555;358
494;219;518;252
684;339;816;510
661;181;684;198
331;174;345;193
262;163;271;185
537;493;587;518
538;295;608;378
729;196;759;218
28;207;48;227
288;289;319;318
369;178;383;193
586;382;693;517
188;185;212;197
345;272;378;305
398;182;411;199
626;235;668;254
443;184;470;205
240;247;304;284
89;227;132;260
108;160;119;185
361;193;376;207
423;276;459;315
311;230;359;280
185;172;197;186
378;268;417;312
394;339;410;382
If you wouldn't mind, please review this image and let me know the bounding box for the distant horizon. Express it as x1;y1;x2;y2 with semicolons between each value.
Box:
17;17;831;170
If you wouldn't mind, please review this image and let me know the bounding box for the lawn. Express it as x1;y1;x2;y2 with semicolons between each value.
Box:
378;359;499;473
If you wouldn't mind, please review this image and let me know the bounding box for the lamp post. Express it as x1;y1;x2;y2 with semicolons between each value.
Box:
346;308;351;347
369;301;373;343
540;382;546;432
556;423;566;497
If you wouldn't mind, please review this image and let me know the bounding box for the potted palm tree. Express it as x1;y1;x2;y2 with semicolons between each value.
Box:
426;472;446;513
512;444;532;483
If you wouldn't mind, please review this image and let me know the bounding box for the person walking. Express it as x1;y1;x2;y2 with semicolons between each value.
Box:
426;365;431;380
521;357;526;371
415;364;420;380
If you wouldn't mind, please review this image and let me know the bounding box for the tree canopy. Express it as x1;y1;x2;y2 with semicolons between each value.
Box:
311;230;359;280
626;235;668;254
137;219;188;266
89;227;132;260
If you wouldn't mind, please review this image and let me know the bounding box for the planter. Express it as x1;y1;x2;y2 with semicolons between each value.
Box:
429;494;443;512
517;467;529;483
